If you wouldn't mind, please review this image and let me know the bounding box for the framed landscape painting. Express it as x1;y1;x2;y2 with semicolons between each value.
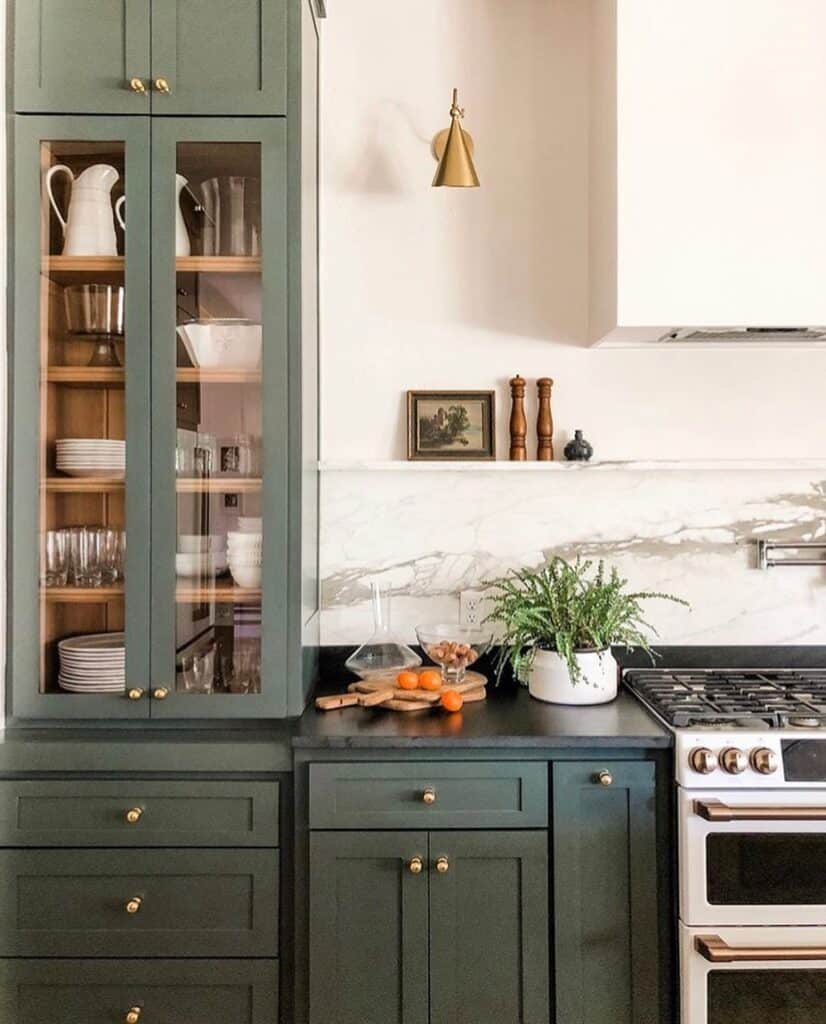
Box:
407;390;496;461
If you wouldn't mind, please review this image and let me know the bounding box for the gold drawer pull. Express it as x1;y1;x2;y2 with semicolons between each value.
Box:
125;896;143;915
154;77;171;94
125;1008;142;1024
128;78;146;94
127;688;144;701
695;799;826;822
408;856;423;875
595;770;613;787
422;788;437;805
696;933;826;963
435;856;449;874
125;807;143;824
153;687;169;701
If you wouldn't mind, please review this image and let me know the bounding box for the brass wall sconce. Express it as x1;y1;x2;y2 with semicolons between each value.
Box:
432;88;480;188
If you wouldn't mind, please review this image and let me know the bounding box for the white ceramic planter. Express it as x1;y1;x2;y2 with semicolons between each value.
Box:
528;648;618;705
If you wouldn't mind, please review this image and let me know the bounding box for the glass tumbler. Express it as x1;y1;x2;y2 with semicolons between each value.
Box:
70;527;103;588
43;530;69;587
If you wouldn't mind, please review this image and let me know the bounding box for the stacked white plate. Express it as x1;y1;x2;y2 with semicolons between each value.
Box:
227;531;262;588
58;632;125;693
56;439;125;479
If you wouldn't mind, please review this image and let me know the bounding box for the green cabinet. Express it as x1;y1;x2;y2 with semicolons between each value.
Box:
309;830;549;1024
14;0;286;115
552;761;661;1024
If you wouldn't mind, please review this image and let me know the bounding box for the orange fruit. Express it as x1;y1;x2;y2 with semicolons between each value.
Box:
419;669;442;691
397;671;419;691
440;690;464;713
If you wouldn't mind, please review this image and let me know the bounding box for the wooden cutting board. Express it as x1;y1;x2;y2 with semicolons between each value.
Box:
315;669;487;713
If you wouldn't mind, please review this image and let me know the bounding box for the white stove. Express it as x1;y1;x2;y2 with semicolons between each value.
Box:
624;667;826;1024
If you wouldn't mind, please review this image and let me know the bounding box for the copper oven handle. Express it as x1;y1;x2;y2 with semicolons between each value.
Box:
696;934;826;963
694;799;826;822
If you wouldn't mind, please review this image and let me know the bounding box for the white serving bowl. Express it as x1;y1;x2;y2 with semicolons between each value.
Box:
178;534;225;554
176;319;262;370
176;552;228;578
230;564;262;588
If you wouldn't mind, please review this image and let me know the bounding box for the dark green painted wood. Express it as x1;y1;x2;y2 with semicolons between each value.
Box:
9;115;151;721
553;761;660;1024
309;761;548;829
149;117;289;720
429;830;550;1024
0;779;279;846
150;0;287;115
14;0;152;114
309;831;429;1024
0;848;279;957
0;959;278;1023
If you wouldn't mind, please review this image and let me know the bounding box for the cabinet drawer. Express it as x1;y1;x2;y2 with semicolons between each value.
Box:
0;780;278;846
0;849;278;958
0;959;278;1023
309;762;547;829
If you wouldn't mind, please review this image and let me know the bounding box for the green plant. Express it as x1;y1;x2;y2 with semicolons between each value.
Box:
485;557;688;684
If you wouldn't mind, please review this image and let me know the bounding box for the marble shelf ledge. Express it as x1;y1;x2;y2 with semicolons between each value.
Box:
319;459;826;473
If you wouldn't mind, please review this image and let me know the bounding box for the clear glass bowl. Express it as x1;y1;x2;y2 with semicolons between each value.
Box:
415;624;493;683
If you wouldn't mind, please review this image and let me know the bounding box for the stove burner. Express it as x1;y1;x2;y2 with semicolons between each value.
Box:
623;668;826;730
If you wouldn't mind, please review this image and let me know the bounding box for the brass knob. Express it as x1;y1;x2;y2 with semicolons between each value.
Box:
153;687;169;701
154;77;171;94
690;747;719;775
422;788;437;805
720;748;748;775
595;770;613;787
435;856;449;874
127;688;144;701
125;1009;142;1024
128;78;146;94
408;857;423;875
751;747;779;775
125;807;143;824
125;896;143;915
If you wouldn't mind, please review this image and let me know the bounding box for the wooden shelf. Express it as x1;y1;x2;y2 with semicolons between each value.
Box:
46;477;125;493
176;368;261;384
176;581;262;604
45;256;124;277
176;256;261;274
176;477;262;494
42;586;124;603
44;256;260;281
47;367;125;387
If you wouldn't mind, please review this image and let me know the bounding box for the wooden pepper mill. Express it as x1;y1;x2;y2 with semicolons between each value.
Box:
509;376;528;461
537;378;554;461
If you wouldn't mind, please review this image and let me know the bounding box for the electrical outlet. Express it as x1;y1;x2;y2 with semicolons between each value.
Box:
460;589;489;626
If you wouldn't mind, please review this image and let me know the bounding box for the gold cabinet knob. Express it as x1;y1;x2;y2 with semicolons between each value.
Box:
128;77;146;94
422;788;437;805
125;807;143;824
127;688;144;701
125;896;143;915
125;1009;142;1024
153;688;169;701
435;856;449;874
595;770;614;787
154;77;171;94
408;857;423;875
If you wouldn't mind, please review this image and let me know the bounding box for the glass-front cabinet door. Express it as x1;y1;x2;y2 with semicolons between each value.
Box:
150;119;287;718
10;117;151;719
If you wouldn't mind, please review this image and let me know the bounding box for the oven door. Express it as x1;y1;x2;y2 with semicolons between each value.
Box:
681;924;826;1024
681;788;826;926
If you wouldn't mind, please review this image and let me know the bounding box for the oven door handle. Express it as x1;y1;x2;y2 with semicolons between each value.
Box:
696;934;826;963
694;799;826;822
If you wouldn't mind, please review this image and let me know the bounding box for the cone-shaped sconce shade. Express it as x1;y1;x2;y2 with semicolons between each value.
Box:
432;89;480;188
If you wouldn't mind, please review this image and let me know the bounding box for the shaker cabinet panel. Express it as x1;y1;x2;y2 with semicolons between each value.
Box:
151;0;287;115
14;0;152;114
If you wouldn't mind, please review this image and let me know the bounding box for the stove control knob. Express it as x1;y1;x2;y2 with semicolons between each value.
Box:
750;747;779;775
720;747;748;775
689;747;719;774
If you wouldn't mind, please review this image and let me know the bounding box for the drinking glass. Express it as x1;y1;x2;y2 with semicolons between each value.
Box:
70;527;103;587
181;650;215;694
43;530;69;587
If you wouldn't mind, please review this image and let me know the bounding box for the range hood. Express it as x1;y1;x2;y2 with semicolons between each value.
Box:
656;327;826;344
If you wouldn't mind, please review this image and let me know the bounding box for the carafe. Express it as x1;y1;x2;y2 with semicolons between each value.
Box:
345;582;421;679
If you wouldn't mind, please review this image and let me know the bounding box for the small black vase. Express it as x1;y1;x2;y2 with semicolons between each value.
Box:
564;430;593;462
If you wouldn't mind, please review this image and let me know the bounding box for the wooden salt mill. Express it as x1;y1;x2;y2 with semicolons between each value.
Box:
537;378;554;461
509;376;527;461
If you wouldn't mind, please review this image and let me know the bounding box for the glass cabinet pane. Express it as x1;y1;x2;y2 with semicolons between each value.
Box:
39;139;128;698
173;142;263;698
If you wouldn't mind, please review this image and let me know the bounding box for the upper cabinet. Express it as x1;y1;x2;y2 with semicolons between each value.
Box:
14;0;287;116
588;0;826;345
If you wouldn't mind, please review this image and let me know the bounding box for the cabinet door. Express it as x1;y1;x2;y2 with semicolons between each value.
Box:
9;116;152;720
553;761;660;1024
0;959;278;1023
309;832;429;1024
149;118;288;718
14;1;151;115
429;831;549;1024
151;0;287;115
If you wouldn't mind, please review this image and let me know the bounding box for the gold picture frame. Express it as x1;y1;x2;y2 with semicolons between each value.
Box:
407;390;496;461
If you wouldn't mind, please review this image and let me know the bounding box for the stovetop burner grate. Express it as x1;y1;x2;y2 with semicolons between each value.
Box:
623;668;826;729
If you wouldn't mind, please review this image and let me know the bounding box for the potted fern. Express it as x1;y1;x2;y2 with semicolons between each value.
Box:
485;557;687;705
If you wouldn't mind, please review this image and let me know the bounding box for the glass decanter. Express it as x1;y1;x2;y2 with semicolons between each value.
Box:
344;582;421;679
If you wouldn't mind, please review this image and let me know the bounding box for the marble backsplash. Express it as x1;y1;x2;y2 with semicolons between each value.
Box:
319;466;826;647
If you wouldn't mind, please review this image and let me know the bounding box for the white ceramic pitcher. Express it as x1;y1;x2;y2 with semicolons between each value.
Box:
46;163;125;257
175;174;192;258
